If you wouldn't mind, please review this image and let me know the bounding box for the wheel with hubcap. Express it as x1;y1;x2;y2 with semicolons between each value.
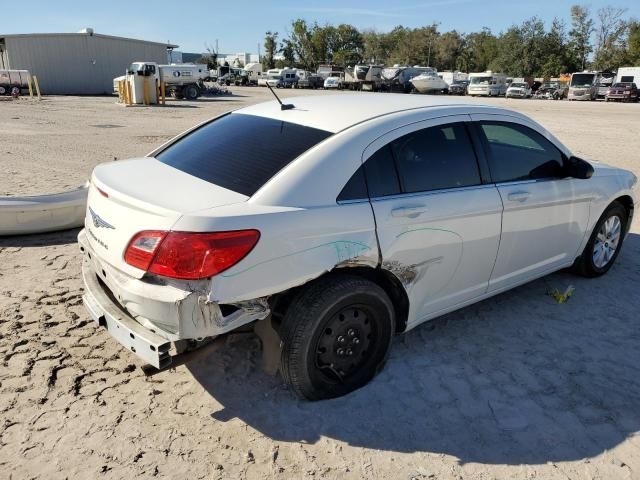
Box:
279;274;395;400
573;201;627;277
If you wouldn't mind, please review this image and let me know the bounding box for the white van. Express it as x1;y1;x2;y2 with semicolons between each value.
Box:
467;71;507;96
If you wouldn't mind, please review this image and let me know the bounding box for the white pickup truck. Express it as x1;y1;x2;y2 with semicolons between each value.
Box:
113;62;209;100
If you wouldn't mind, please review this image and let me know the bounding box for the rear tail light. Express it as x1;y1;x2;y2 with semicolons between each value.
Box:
124;230;260;280
124;231;167;271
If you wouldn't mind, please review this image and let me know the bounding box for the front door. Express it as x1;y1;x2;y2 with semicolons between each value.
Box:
363;116;503;327
471;116;592;291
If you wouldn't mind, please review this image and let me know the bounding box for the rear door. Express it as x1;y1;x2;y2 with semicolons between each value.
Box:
471;115;592;292
360;116;503;327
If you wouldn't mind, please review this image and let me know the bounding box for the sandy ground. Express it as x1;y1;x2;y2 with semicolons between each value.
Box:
1;89;640;479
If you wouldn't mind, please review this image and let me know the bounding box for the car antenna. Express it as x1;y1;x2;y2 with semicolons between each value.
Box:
265;82;295;110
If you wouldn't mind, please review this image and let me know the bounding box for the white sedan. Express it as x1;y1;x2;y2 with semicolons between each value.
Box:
79;94;638;400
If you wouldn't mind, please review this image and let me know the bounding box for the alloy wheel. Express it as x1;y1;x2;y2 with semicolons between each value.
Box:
593;215;622;268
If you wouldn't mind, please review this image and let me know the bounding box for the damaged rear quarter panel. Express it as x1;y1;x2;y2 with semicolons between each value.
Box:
172;201;380;304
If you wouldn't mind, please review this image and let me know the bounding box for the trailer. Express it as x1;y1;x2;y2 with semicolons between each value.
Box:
616;67;640;85
344;65;384;91
0;69;31;95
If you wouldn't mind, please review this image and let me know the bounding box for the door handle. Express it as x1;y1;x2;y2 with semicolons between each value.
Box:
391;205;427;218
507;191;530;202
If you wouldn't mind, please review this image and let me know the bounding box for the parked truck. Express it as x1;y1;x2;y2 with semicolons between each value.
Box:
115;62;209;100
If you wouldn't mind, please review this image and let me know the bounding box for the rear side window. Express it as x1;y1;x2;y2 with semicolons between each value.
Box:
479;122;564;183
391;124;481;193
156;114;332;196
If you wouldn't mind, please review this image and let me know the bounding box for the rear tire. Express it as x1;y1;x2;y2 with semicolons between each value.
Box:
279;274;395;400
573;202;627;277
184;84;199;100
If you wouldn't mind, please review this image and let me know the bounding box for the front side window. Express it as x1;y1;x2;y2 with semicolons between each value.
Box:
479;122;565;183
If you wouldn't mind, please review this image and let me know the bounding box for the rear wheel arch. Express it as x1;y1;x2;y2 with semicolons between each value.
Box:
613;195;634;226
269;266;410;335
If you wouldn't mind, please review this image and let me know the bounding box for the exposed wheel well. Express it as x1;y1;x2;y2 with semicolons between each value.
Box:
613;195;634;228
269;267;410;335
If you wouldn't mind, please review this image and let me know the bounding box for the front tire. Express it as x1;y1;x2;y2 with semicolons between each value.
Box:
573;202;627;277
279;274;395;400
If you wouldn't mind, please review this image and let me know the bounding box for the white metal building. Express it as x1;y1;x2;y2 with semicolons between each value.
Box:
0;29;178;95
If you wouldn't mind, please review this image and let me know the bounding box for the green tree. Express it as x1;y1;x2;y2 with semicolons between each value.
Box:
329;24;364;66
263;31;279;70
626;20;640;65
593;6;628;70
435;30;464;70
568;5;594;70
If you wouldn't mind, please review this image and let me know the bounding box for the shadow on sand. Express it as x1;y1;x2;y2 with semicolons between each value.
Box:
187;233;640;466
0;227;81;247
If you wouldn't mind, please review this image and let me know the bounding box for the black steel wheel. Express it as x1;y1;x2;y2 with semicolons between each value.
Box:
280;273;395;400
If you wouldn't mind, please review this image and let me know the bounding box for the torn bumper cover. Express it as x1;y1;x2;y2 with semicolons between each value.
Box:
82;264;172;369
78;229;270;368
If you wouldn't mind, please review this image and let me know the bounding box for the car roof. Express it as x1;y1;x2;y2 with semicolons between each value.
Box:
234;93;491;133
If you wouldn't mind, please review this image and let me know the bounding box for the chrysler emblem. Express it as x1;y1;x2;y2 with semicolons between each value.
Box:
89;207;115;229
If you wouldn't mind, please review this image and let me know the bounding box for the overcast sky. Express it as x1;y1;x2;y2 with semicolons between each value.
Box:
4;0;639;53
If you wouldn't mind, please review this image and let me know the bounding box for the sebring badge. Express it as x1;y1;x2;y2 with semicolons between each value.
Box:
89;207;115;230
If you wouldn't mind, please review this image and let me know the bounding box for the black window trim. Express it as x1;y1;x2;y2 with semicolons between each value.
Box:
336;120;488;204
473;119;570;185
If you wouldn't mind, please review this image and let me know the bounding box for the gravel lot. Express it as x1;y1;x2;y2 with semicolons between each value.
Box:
1;89;639;479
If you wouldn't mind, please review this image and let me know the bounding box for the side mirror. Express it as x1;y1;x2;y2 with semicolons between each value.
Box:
565;156;594;179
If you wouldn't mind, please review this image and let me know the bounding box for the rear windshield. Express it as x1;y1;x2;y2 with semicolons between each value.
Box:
156;113;332;196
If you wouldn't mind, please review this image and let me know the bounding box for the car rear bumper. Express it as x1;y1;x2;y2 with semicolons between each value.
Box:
82;257;172;369
78;229;270;366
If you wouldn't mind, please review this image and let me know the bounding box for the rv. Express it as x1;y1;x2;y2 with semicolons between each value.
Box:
241;63;263;85
439;71;469;86
317;64;343;79
344;65;385;91
596;72;616;98
568;71;599;100
467;71;508;96
259;68;284;87
615;67;640;85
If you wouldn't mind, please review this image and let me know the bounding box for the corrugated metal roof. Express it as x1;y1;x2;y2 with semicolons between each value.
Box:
0;32;178;49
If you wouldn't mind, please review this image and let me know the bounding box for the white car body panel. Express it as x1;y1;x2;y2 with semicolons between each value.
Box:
360;114;502;327
78;94;639;368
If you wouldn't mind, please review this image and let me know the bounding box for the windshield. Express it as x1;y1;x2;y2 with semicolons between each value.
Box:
470;76;491;85
156;114;332;196
510;83;527;88
612;83;632;88
570;74;595;87
267;74;280;79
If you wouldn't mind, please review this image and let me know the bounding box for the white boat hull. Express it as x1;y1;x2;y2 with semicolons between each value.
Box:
410;76;449;93
0;184;88;236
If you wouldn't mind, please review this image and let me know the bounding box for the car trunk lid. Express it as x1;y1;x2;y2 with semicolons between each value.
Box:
85;158;248;278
